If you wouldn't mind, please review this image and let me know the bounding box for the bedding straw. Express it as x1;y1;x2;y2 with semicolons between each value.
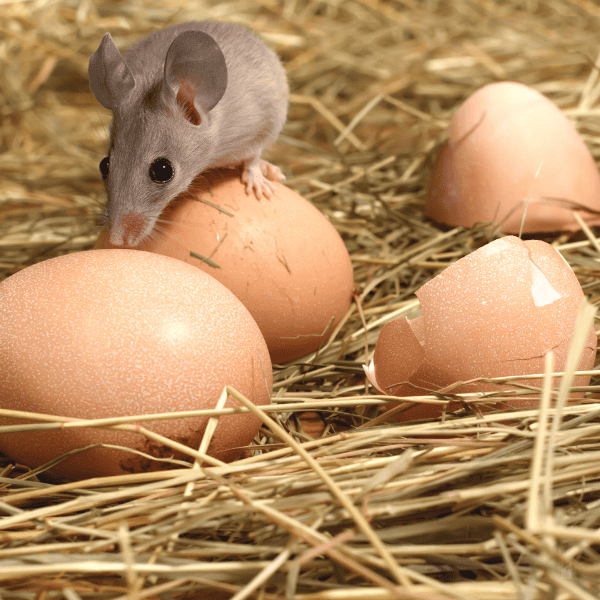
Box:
2;1;600;598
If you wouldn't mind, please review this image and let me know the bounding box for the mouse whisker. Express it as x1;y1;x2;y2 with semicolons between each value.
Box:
152;216;203;231
86;194;108;213
145;222;184;247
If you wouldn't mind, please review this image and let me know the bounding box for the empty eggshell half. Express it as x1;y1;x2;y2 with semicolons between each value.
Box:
0;249;272;480
365;236;596;418
426;81;600;233
96;169;354;364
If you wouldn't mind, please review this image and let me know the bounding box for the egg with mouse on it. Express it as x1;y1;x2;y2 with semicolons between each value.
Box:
0;249;272;481
88;20;289;247
97;169;355;364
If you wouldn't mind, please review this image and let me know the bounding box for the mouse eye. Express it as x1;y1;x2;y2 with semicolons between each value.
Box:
149;158;174;183
99;156;110;179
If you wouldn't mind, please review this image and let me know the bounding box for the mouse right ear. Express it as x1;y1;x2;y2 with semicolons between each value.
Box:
162;30;228;124
88;33;136;110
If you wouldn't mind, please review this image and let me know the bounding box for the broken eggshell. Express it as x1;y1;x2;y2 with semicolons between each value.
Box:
426;81;600;233
365;236;596;419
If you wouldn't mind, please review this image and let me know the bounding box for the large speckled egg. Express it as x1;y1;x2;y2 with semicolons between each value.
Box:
96;169;354;364
0;249;272;480
426;81;600;233
365;236;596;420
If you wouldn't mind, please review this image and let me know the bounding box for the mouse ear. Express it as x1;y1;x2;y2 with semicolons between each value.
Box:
163;30;228;124
88;33;136;110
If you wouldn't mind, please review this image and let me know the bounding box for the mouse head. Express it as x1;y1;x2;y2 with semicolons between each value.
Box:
88;30;228;246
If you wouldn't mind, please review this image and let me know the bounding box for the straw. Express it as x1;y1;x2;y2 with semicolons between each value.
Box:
1;1;600;598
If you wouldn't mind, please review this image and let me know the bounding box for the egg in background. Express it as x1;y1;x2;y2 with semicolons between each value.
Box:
0;249;272;480
365;236;597;420
426;81;600;233
97;169;355;364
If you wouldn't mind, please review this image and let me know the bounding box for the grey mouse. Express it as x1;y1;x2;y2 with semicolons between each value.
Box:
88;21;289;247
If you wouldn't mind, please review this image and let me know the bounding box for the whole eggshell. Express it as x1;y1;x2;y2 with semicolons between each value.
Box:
365;236;596;420
96;169;354;364
426;81;600;233
0;249;272;480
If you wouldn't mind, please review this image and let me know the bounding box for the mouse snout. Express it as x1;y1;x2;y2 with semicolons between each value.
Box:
108;212;151;247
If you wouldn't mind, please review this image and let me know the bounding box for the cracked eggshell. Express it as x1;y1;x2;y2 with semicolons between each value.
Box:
365;316;460;420
366;237;596;419
96;169;354;364
0;249;272;481
426;81;600;233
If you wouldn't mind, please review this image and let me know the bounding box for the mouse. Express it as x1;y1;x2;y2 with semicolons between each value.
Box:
88;21;289;247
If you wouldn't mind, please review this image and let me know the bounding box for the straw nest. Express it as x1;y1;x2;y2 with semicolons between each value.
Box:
2;1;600;598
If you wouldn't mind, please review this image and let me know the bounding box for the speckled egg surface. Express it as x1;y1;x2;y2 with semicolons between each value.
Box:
0;249;272;480
426;81;600;233
365;236;597;419
96;170;355;364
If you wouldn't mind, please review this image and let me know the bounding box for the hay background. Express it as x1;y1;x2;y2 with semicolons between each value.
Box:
2;0;600;598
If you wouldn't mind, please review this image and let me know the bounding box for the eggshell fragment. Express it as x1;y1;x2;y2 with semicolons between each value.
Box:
426;81;600;233
0;249;272;480
366;237;596;419
96;169;354;364
366;316;459;420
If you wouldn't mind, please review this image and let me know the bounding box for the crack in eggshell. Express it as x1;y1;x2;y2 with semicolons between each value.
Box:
366;316;455;397
367;237;596;412
530;261;561;307
417;237;582;365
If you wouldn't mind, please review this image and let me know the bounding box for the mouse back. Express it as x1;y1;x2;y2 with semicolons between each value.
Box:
121;21;288;117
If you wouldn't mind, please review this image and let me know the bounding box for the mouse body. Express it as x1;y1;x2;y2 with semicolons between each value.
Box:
89;21;288;246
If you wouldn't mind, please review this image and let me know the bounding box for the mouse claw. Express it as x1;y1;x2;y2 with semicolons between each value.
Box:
243;176;275;200
261;161;286;183
241;158;283;200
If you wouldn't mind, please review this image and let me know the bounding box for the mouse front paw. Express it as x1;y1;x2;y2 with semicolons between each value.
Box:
241;158;284;200
260;160;286;184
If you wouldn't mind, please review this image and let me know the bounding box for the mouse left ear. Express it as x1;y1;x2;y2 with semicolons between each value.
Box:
89;33;136;110
162;30;228;125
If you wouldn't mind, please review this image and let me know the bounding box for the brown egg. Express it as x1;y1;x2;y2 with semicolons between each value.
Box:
96;169;354;364
426;81;600;233
0;249;272;480
365;236;596;419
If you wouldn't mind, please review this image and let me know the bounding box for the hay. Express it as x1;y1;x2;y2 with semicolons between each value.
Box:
1;0;600;598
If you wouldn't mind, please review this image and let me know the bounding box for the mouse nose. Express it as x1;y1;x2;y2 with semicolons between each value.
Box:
110;212;147;247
